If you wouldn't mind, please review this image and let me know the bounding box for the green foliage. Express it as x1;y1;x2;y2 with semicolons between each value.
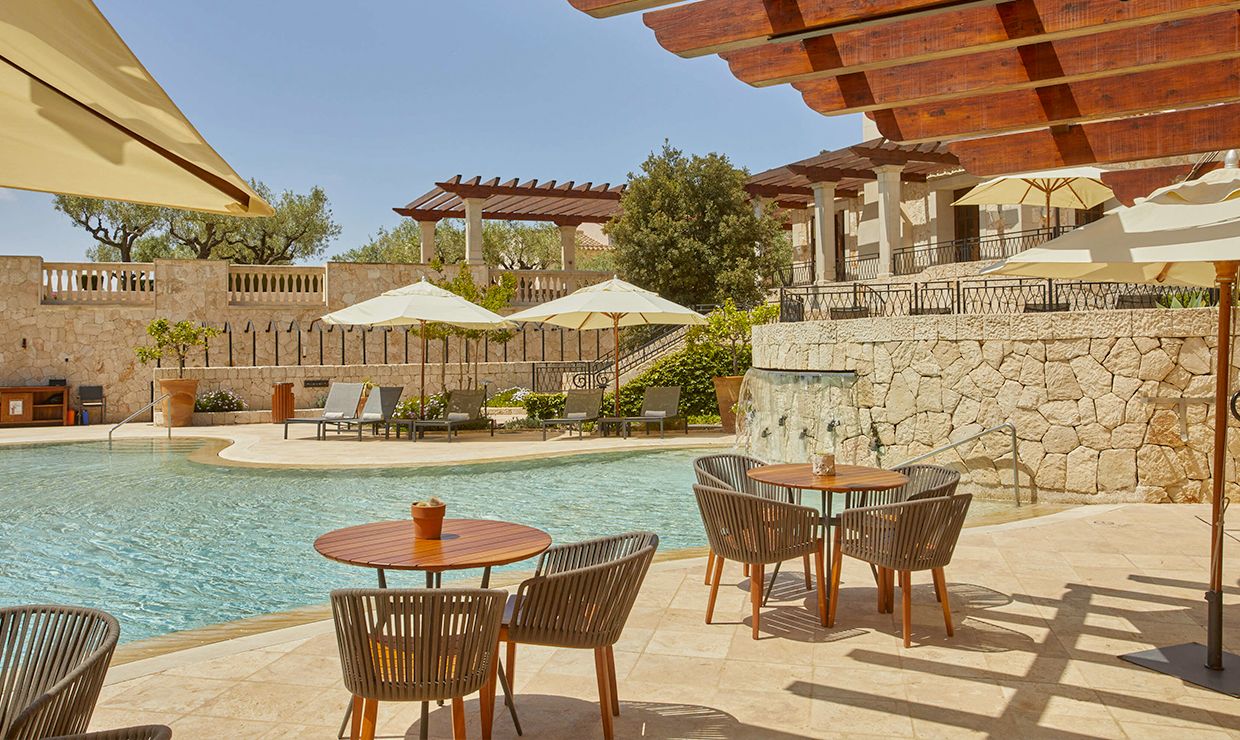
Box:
135;319;221;377
486;386;529;407
578;248;616;274
54;196;166;262
223;183;341;264
605;343;750;417
393;395;445;420
522;392;567;420
194;388;245;412
1158;289;1216;309
165;208;243;259
333;219;566;269
607;141;789;307
86;234;188;262
687;299;778;375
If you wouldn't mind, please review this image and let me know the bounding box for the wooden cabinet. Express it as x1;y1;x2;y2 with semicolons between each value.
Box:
0;386;67;427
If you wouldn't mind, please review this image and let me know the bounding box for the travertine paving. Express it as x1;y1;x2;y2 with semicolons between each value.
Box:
89;504;1240;738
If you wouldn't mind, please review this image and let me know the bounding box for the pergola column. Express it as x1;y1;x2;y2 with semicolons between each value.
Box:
418;220;437;264
811;182;837;284
558;224;577;270
875;164;903;278
463;198;485;265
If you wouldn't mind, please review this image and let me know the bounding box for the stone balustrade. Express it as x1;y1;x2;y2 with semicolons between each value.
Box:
227;265;325;306
496;269;609;306
42;262;157;305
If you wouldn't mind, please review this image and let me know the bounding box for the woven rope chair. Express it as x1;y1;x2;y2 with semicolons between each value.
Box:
865;463;961;507
828;494;972;647
692;454;812;589
693;484;826;640
503;532;658;740
331;588;505;740
49;726;172;740
0;605;119;740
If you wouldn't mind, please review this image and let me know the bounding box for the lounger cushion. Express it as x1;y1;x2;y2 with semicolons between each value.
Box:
324;411;345;419
646;410;667;418
447;412;470;421
567;412;587;420
361;412;383;421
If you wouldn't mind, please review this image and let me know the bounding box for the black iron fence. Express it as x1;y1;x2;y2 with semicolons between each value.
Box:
777;277;1206;322
891;227;1070;277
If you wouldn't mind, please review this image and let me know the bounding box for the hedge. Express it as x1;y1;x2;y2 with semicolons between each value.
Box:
604;343;751;417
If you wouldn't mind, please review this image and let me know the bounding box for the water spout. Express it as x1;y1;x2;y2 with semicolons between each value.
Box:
735;367;861;463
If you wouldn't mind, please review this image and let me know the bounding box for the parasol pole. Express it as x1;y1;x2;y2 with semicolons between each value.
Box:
419;319;427;420
1208;260;1237;669
612;313;622;417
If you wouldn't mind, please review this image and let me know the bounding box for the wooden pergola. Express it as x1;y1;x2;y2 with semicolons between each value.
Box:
394;176;624;268
566;0;1240;174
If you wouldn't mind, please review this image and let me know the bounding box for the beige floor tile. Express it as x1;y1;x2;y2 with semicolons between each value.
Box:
191;681;338;725
162;649;283;681
101;673;234;714
245;652;346;688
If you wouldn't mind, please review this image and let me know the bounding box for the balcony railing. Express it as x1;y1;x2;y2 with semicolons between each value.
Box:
227;265;325;306
891;227;1071;276
42;262;156;304
495;270;610;306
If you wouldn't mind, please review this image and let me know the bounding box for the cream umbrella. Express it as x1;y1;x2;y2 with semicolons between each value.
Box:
320;279;512;419
983;159;1240;693
0;0;271;215
506;278;707;416
953;167;1113;228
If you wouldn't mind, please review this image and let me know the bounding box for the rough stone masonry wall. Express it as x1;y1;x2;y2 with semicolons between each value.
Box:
0;257;613;422
753;308;1236;503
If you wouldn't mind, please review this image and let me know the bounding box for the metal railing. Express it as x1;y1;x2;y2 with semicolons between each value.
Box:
839;256;879;282
778;276;1195;322
895;423;1022;507
891;227;1070;276
774;260;815;287
109;394;170;447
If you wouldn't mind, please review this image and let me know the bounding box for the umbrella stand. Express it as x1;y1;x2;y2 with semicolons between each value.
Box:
1121;260;1240;695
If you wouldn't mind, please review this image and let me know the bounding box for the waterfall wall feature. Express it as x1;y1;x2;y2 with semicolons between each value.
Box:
736;368;866;464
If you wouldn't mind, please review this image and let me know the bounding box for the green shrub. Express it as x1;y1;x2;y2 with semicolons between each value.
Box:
604;343;750;417
393;394;445;420
487;386;529;407
194;388;245;412
523;392;566;420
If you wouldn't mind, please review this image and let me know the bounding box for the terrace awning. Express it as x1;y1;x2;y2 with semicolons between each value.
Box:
0;0;271;215
395;176;624;226
565;0;1240;175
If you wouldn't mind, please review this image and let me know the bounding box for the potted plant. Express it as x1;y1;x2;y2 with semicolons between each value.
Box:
135;318;220;427
689;300;778;433
411;496;447;539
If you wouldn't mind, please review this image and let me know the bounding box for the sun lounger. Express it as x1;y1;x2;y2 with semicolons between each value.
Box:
600;385;686;439
324;386;403;440
282;382;364;439
411;388;495;442
540;388;603;440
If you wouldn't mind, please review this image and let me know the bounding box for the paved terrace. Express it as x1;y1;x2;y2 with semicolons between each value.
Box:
86;504;1239;738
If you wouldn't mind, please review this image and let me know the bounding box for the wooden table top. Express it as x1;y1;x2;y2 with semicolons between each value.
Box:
314;518;552;572
747;463;909;492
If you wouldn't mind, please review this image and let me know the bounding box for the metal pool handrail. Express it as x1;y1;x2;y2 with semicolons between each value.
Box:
894;422;1021;507
109;393;171;447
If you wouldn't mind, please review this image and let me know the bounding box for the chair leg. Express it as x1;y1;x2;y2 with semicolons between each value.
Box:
743;563;750;578
814;542;828;627
361;698;378;740
482;639;498;740
751;563;764;640
932;570;943;603
452;696;467;739
505;640;516;703
828;532;843;628
350;695;363;740
934;568;954;637
606;645;620;716
900;570;912;649
876;567;887;614
705;550;716;586
802;554;813;590
705;555;724;624
593;647;615;740
885;569;896;614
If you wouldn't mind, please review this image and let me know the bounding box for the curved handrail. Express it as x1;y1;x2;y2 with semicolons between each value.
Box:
893;422;1021;507
108;393;171;447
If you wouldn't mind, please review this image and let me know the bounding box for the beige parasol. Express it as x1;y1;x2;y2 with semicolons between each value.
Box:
0;0;271;215
506;278;707;416
953;167;1113;228
983;161;1240;692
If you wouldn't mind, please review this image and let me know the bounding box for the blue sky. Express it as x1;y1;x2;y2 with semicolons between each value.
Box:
0;1;859;261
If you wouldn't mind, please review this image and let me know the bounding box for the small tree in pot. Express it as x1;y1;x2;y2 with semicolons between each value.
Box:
135;319;220;427
688;300;778;432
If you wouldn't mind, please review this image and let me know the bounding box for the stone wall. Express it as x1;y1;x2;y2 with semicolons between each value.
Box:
753;308;1234;503
0;257;613;422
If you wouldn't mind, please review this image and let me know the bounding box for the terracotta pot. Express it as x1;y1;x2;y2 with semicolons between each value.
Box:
713;375;744;434
158;378;199;428
411;502;447;539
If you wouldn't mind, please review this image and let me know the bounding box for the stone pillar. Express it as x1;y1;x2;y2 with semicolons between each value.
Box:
463;198;485;265
558;224;577;271
418;220;436;264
875;164;903;278
811;182;837;284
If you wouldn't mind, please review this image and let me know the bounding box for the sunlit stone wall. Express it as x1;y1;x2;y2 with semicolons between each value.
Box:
753;309;1234;503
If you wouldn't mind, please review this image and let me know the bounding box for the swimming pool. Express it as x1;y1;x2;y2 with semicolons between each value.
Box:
0;440;1013;643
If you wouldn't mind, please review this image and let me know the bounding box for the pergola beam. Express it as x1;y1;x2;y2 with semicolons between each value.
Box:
435;180;623;201
793;12;1240;114
718;0;1240;86
567;0;681;17
787;164;928;182
393;207;609;226
950;104;1240;175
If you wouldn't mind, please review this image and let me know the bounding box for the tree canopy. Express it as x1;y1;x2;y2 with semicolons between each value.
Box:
333;219;566;269
54;196;165;263
606;142;788;307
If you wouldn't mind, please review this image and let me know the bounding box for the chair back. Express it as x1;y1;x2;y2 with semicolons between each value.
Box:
508;532;658;649
0;605;120;740
331;588;505;703
860;463;961;507
322;383;365;418
692;453;791;502
562;389;603;420
640;386;680;417
444;389;486;420
77;386;104;403
839;493;972;572
693;484;821;566
50;726;173;740
359;387;403;422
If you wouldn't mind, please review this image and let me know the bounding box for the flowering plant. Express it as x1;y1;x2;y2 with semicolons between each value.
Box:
194;388;246;412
